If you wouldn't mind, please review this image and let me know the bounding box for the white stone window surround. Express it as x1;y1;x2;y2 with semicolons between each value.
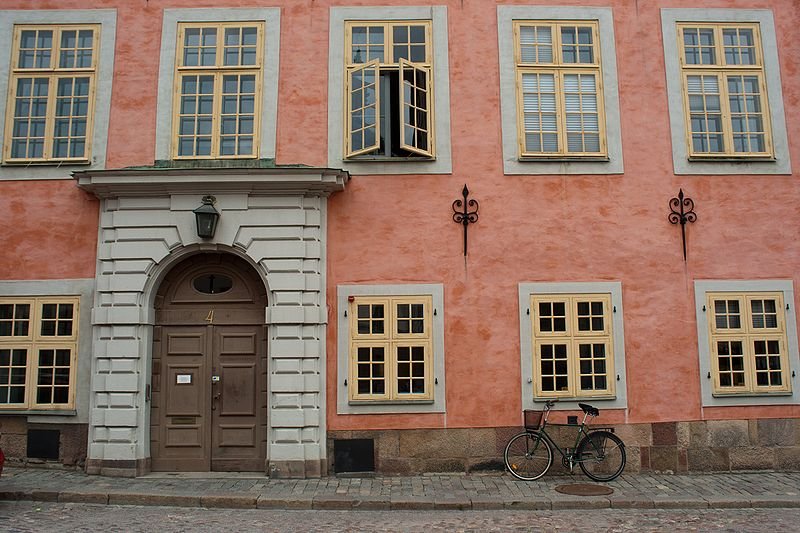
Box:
518;281;628;411
694;280;800;407
327;6;452;175
0;9;117;180
337;284;446;414
0;278;94;421
661;9;791;175
497;6;624;175
155;8;281;161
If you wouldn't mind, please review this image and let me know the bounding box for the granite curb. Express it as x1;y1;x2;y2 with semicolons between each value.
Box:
0;488;795;511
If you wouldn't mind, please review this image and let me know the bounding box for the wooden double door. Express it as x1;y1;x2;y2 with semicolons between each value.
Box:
150;254;268;472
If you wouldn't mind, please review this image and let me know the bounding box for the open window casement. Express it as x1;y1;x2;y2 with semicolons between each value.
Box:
345;59;380;157
399;58;433;157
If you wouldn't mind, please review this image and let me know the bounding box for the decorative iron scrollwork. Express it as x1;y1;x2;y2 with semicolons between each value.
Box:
452;184;479;256
668;188;697;261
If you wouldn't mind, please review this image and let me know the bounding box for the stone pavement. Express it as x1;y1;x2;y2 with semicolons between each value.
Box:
1;467;799;511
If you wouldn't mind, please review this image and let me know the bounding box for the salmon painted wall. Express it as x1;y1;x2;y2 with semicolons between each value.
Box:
2;1;798;429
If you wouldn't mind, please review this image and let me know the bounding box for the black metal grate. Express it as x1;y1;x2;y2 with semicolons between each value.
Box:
27;429;60;460
333;438;375;473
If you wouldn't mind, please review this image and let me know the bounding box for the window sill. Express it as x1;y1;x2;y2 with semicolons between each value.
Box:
2;160;91;167
344;156;436;163
687;155;776;163
518;156;610;163
348;399;434;406
0;409;77;416
711;391;792;398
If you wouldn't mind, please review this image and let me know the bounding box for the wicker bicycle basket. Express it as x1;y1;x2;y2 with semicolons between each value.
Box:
523;409;544;430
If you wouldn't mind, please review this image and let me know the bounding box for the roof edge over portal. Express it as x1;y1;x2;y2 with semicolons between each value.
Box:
73;164;349;198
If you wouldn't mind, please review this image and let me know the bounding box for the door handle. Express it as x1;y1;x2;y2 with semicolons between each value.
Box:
211;375;221;383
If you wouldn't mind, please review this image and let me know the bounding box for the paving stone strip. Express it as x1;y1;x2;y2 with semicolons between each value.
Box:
0;468;799;511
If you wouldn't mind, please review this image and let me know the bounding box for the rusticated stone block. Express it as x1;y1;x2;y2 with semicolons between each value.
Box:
624;445;642;473
689;421;709;447
775;447;800;470
467;428;497;457
612;424;652;447
757;419;798;447
640;446;651;471
687;447;729;472
2;433;27;458
466;457;504;472
399;428;469;459
729;447;775;470
707;420;750;447
378;458;412;475
649;446;678;473
377;431;400;459
652;422;677;446
676;422;691;449
0;417;27;434
495;427;521;454
423;458;466;473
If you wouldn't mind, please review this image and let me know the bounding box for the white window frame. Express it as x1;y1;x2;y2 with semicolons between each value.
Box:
337;284;445;414
0;9;116;180
519;281;627;410
694;280;800;407
498;6;623;175
661;8;791;175
328;6;452;175
154;8;280;163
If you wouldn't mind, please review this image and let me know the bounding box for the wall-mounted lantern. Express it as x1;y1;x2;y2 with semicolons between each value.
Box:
193;195;220;239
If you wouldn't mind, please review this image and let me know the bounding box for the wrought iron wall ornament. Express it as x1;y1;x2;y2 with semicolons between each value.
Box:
668;188;697;261
452;184;479;256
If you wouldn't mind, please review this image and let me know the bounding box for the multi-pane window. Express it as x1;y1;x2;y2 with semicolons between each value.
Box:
530;294;614;399
514;21;606;158
173;22;263;159
344;21;434;159
678;23;772;158
4;25;99;162
349;296;432;402
0;298;78;409
707;292;790;395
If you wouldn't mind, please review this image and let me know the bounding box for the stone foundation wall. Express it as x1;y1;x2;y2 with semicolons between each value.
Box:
0;417;87;469
328;418;800;475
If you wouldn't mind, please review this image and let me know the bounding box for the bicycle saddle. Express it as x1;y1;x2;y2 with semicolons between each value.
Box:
578;403;599;417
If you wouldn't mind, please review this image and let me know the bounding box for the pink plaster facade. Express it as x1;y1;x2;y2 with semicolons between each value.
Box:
2;0;799;474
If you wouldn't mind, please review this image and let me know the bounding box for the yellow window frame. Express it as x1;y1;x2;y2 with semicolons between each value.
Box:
348;295;433;402
171;22;264;160
531;294;615;399
0;297;79;410
707;291;791;395
513;20;607;159
3;24;99;164
343;20;435;159
676;22;773;159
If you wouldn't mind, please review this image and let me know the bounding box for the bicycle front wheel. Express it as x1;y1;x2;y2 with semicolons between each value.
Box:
577;430;626;482
504;432;553;481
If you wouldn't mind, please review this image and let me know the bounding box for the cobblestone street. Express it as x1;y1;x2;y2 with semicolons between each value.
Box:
2;501;800;532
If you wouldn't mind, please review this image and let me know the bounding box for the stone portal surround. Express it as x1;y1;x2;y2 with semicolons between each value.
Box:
328;418;800;475
76;167;347;478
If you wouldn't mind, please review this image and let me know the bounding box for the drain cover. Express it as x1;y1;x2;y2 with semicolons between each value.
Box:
555;483;614;496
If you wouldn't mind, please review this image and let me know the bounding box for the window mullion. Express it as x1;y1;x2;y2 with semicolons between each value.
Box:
555;71;567;155
211;72;222;158
42;76;59;160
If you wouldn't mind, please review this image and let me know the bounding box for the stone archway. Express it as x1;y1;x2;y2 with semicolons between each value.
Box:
150;253;268;472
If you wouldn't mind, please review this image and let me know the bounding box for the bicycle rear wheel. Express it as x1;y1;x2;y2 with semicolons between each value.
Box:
504;432;553;481
577;430;626;482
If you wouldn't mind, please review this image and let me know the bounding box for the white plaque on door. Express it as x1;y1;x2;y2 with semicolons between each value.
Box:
176;374;192;384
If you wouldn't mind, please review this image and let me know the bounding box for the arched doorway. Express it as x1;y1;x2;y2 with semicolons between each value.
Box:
150;253;268;472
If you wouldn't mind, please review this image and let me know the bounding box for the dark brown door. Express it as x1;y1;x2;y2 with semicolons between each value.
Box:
151;254;267;472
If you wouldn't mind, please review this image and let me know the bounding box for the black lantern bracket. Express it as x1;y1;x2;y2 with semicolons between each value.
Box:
194;195;220;240
668;188;697;261
452;184;479;256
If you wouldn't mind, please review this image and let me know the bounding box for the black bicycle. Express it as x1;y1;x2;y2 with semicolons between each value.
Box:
504;400;626;482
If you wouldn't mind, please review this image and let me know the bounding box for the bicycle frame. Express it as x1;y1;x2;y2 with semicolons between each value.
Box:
528;404;613;469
